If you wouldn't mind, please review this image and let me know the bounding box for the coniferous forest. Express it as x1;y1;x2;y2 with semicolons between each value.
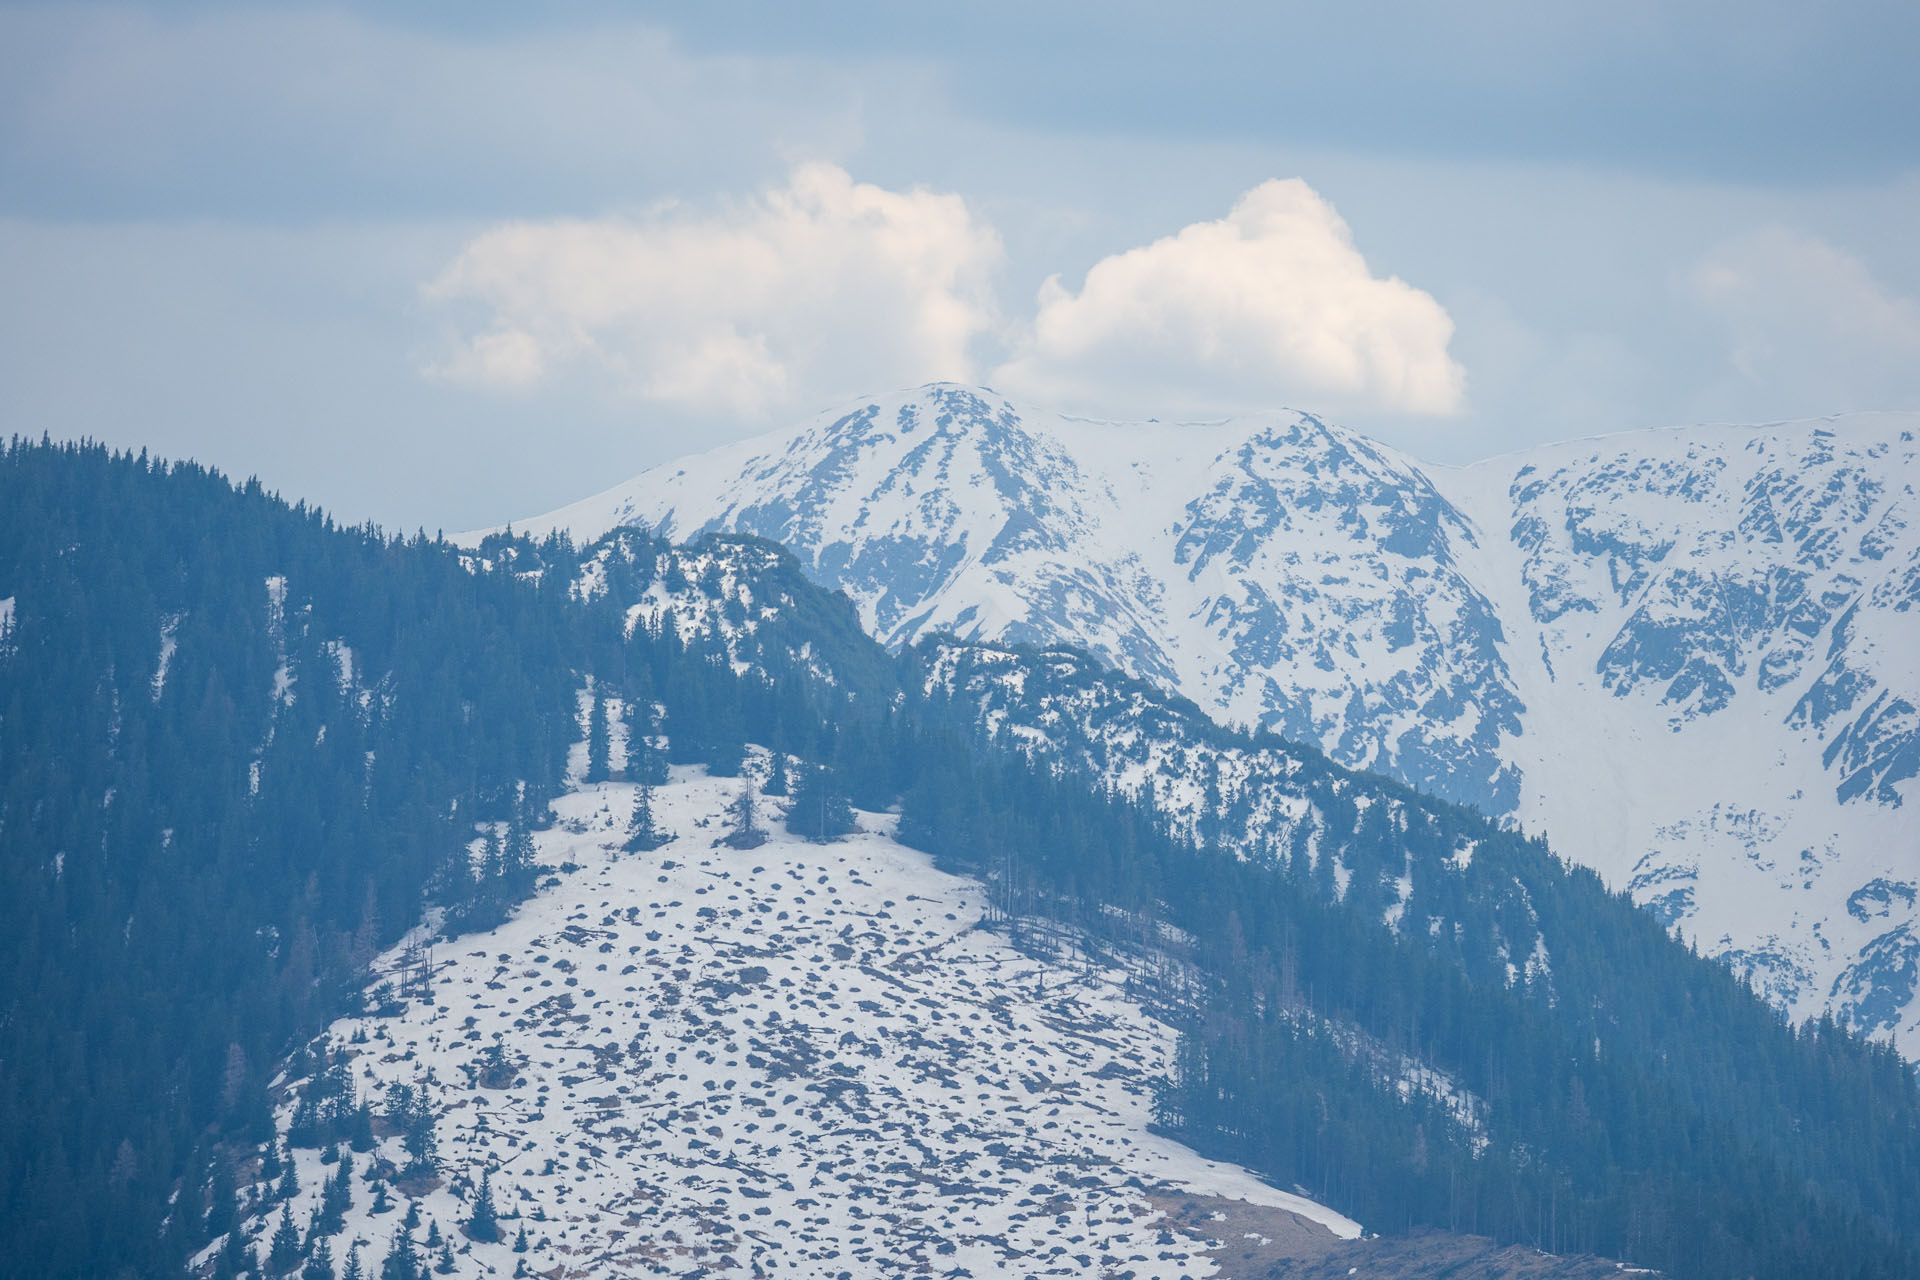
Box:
3;439;1919;1279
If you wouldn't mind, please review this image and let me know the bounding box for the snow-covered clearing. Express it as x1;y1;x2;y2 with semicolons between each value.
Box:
259;764;1356;1278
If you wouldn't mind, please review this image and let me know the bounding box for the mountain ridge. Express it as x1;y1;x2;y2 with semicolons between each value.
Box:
483;384;1920;1049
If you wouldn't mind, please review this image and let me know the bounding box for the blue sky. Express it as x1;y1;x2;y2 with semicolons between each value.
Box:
3;1;1917;530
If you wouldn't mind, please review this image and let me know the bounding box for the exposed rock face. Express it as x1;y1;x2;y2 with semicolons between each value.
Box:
496;385;1920;1049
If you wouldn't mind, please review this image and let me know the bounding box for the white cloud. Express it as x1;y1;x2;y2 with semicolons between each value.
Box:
424;163;1000;419
1688;228;1920;413
992;178;1465;418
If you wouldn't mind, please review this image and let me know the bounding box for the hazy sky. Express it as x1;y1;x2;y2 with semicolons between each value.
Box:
3;1;1918;531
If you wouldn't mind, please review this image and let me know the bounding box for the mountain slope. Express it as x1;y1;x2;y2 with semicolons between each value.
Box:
497;386;1920;1048
237;763;1362;1280
10;446;1920;1279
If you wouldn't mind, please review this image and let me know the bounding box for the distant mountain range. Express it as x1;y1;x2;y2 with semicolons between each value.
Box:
492;384;1920;1050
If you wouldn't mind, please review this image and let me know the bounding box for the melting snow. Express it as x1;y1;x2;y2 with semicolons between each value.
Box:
254;766;1359;1278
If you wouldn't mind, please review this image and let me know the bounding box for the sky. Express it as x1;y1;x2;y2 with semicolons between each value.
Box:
2;1;1918;532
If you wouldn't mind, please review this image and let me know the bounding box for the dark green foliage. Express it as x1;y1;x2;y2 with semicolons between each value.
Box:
393;1100;437;1181
303;1238;336;1280
623;784;665;852
585;693;610;783
881;680;1920;1280
513;1224;528;1253
762;750;789;797
268;1202;302;1272
0;441;583;1279
784;763;856;842
467;1167;499;1242
722;782;768;850
219;1224;256;1279
348;1102;376;1153
316;1151;351;1235
205;1157;238;1238
626;701;668;784
379;1226;419;1280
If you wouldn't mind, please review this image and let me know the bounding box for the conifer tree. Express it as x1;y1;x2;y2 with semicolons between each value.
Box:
627;703;668;783
466;1168;500;1242
479;825;504;884
786;764;855;842
512;1224;529;1253
317;1175;346;1236
623;784;666;852
269;1202;303;1273
220;1225;255;1279
434;1239;456;1275
303;1238;337;1280
342;1242;365;1280
505;803;537;883
585;692;610;783
206;1159;239;1238
380;1226;420;1280
722;781;767;850
763;751;789;797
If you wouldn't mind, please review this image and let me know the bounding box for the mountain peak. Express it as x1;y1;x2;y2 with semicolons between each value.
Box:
485;393;1920;1050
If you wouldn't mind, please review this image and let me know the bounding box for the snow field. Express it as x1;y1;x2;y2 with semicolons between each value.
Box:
263;763;1356;1279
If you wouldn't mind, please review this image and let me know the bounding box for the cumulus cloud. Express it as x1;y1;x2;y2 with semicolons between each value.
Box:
992;178;1465;418
424;164;1000;419
1688;227;1920;413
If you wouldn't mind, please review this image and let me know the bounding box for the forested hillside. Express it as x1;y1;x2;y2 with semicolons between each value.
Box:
899;642;1920;1277
2;440;1918;1279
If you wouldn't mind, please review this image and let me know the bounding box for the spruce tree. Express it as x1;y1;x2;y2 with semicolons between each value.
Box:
342;1242;365;1280
623;784;665;852
763;751;789;797
504;803;537;883
585;692;610;783
512;1224;529;1253
479;825;504;884
303;1238;337;1280
380;1226;420;1280
206;1158;239;1238
628;705;669;783
220;1225;255;1278
466;1168;500;1242
434;1239;456;1275
722;781;767;850
786;764;855;842
268;1202;303;1273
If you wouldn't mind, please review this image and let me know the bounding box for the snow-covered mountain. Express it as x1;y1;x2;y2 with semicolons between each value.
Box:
490;385;1920;1050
